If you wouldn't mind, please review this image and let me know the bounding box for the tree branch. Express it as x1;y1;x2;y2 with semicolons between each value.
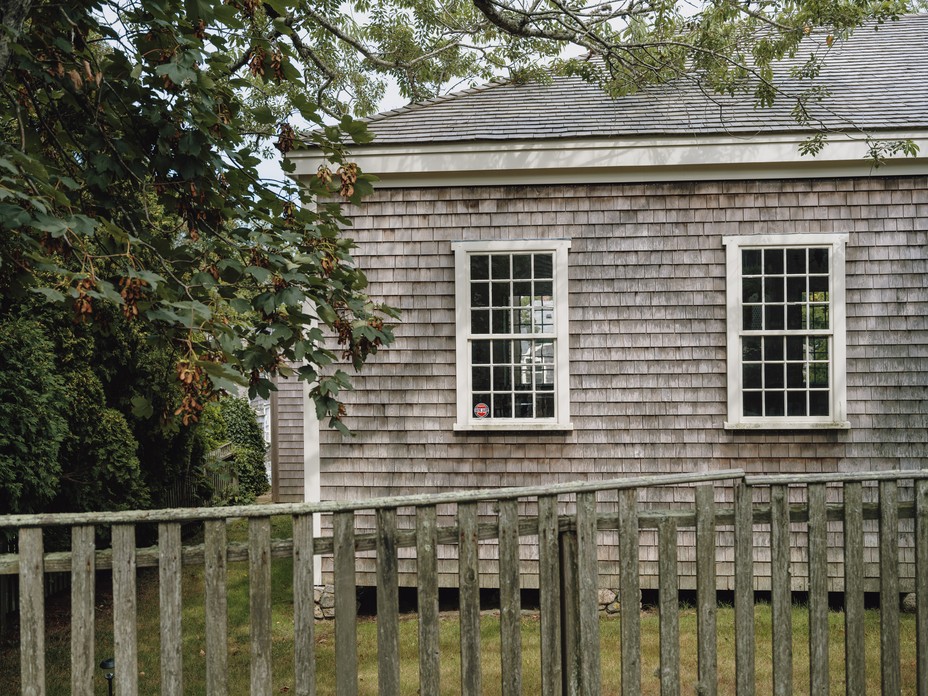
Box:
471;0;576;41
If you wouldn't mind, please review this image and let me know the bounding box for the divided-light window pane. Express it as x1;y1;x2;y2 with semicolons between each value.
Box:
739;246;832;419
466;251;557;420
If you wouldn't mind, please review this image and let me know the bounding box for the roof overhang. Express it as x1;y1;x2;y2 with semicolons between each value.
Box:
289;130;928;188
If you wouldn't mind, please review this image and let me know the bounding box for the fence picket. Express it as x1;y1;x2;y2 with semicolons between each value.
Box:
560;530;580;696
19;527;44;696
618;488;640;696
734;482;755;696
807;484;828;696
333;511;358;696
293;513;316;696
880;481;900;696
112;524;138;696
658;517;680;696
416;506;440;696
843;481;865;695
8;469;928;696
249;517;272;696
770;485;791;696
916;479;928;696
696;485;718;696
159;523;183;696
376;508;400;696
539;495;562;694
576;492;601;696
498;499;522;696
458;502;481;695
204;520;229;696
71;525;95;696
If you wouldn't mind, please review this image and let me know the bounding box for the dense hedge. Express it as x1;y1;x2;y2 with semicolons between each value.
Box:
0;305;212;517
201;396;269;504
222;397;269;503
0;317;67;515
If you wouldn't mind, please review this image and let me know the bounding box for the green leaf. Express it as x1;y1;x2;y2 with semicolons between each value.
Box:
264;0;294;16
200;360;248;393
167;300;213;320
88;280;123;305
316;303;337;325
251;106;276;125
69;215;97;235
130;396;154;419
218;258;244;281
246;265;273;283
31;212;69;236
276;287;305;308
253;292;277;315
155;61;195;86
145;307;183;324
0;204;30;228
134;270;164;290
230;298;252;314
31;287;66;302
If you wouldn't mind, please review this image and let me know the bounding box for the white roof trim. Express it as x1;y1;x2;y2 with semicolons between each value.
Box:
289;130;928;187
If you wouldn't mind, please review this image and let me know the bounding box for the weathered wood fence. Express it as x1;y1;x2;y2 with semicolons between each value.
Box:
0;447;240;635
2;468;927;696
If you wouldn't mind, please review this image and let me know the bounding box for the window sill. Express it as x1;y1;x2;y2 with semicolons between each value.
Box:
724;420;851;431
454;422;574;433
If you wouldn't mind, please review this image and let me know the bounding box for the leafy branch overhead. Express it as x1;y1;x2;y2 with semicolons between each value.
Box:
0;0;397;431
214;0;918;139
0;0;917;430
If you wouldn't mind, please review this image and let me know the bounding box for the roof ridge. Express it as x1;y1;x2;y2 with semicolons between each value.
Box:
305;14;928;146
361;53;607;126
363;76;515;125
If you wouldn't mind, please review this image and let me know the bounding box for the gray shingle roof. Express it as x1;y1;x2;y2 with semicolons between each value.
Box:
362;15;928;144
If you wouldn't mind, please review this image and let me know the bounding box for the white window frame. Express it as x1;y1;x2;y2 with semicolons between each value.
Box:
723;233;850;430
452;239;572;431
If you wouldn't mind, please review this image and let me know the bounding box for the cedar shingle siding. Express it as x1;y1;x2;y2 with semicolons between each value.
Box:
280;16;928;589
272;375;304;503
302;175;927;590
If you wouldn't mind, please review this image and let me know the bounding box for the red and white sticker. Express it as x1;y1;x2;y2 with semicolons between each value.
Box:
474;402;489;418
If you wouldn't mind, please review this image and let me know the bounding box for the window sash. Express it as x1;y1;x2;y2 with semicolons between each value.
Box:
723;234;848;429
453;240;571;430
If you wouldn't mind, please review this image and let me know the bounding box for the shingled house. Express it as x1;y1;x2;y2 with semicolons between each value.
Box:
279;16;928;591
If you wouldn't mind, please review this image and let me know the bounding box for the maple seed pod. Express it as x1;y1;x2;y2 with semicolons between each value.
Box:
276;122;295;154
337;163;359;199
248;46;266;76
271;49;285;81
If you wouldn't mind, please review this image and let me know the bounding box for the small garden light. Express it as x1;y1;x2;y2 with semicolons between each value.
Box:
99;658;114;696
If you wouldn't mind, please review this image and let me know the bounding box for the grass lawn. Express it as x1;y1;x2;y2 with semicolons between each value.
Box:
1;516;919;694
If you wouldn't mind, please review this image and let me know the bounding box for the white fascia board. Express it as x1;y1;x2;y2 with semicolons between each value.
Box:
289;131;928;188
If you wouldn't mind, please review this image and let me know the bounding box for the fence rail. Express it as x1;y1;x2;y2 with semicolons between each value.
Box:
2;468;927;696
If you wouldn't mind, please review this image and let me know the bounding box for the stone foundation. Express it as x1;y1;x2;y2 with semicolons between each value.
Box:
312;587;920;619
314;585;336;619
312;586;634;619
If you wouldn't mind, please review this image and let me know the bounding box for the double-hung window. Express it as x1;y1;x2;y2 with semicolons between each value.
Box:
453;239;571;431
723;234;849;429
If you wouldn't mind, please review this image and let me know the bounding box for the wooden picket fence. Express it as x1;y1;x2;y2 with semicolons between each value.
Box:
1;468;927;696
